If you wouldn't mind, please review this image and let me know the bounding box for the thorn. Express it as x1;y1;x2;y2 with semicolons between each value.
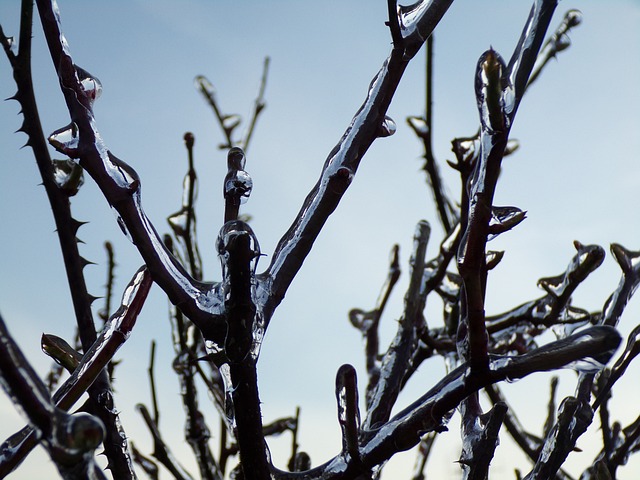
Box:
87;294;102;305
70;218;88;234
80;256;96;268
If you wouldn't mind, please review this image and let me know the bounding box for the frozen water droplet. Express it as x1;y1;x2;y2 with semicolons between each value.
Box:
378;115;396;137
224;170;253;205
52;158;84;196
111;207;133;243
181;174;198;208
504;139;520;156
555;34;571;52
565;9;583;27
194;75;214;95
407;116;428;136
49;122;79;156
6;36;17;55
106;152;140;192
222;114;241;134
566;357;606;374
216;220;261;275
488;206;526;240
227;147;246;170
217;363;237;430
167;209;188;237
63;413;105;451
476;49;512;131
75;66;102;104
224;148;252;205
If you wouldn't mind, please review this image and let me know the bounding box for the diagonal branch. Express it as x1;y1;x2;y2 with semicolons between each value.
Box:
261;0;454;324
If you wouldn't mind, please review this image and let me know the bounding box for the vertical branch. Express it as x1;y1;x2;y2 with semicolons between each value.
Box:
168;133;203;281
223;148;253;224
363;221;430;432
349;244;401;402
217;220;268;479
335;365;362;466
408;35;457;233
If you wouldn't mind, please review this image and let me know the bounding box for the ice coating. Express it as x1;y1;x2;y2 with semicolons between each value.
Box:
167;210;189;237
75;66;102;105
487;205;526;240
396;1;454;59
225;170;253;205
222;114;241;133
49;122;79;156
194;75;214;96
475;49;511;134
407;116;429;136
52;158;84;196
111;206;134;243
224;147;253;215
378;115;396;138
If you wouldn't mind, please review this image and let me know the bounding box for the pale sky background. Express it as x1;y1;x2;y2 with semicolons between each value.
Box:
1;1;639;479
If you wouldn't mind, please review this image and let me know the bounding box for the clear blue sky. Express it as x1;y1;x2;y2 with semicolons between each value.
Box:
1;1;639;478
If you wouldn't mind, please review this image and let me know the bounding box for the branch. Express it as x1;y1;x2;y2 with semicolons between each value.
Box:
0;313;106;480
363;221;430;432
527;9;583;88
407;35;458;233
260;0;454;323
0;267;152;476
271;326;620;479
242;56;270;151
349;244;401;402
167;133;203;281
217;220;269;479
35;0;225;343
137;404;195;480
335;365;362;468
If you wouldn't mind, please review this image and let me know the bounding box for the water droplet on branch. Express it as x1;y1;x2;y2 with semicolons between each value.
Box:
52;158;84;196
378;115;397;137
75;66;102;105
49;123;80;156
407;116;428;137
111;207;133;243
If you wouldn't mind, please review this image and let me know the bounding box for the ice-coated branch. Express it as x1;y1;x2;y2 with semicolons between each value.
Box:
136;404;195;480
168;133;203;281
573;242;636;406
362;221;430;432
524;397;593;480
336;365;363;467
601;244;640;328
2;5;138;474
242;56;270;151
0;267;152;476
506;0;559;112
456;0;559;377
260;0;454;323
593;324;640;411
458;401;507;480
528;9;583;88
349;244;401;401
194;56;268;152
408;35;458;233
35;0;225;343
216;220;269;479
0;314;107;480
223;148;253;224
270;327;620;480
